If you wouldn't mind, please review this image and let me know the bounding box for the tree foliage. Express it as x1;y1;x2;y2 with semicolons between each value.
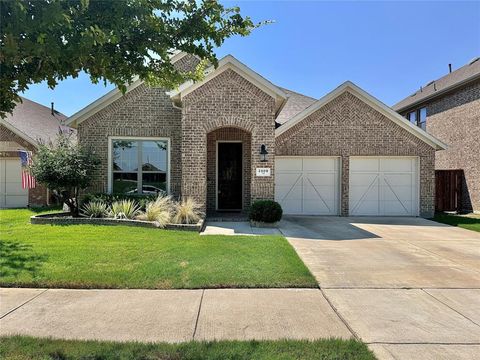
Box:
0;0;260;117
30;133;100;215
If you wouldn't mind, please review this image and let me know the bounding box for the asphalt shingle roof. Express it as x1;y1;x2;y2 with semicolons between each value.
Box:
393;57;480;112
2;97;73;145
276;87;317;125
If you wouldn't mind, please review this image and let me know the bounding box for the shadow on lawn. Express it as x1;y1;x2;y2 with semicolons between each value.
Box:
434;214;480;227
0;241;47;278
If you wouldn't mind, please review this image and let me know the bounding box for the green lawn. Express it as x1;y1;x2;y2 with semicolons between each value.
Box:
0;336;376;360
0;209;316;289
433;213;480;233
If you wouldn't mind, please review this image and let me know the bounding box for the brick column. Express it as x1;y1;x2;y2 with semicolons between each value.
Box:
341;155;349;216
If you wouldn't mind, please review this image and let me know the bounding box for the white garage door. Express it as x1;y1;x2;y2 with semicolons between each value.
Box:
0;159;28;208
275;157;340;215
349;157;418;216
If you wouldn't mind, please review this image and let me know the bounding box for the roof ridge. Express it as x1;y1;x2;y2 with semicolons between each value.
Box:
278;86;317;101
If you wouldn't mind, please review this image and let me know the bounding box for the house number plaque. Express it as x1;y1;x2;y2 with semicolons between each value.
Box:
256;168;271;177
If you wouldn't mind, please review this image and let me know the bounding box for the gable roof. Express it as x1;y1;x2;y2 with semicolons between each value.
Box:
1;97;71;147
67;77;143;127
169;55;288;115
68;54;288;127
276;87;317;125
275;81;447;150
393;57;480;112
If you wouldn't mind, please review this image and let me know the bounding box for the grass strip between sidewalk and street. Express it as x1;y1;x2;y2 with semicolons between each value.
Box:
0;336;376;360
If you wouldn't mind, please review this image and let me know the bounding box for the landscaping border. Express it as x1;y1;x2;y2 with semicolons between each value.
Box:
30;213;204;232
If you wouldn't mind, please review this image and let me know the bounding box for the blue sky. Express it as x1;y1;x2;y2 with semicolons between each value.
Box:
23;1;480;116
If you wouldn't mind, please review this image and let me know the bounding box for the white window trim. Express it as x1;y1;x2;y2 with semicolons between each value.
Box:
107;136;171;195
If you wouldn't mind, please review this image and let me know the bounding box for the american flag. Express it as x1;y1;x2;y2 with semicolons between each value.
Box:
19;150;36;189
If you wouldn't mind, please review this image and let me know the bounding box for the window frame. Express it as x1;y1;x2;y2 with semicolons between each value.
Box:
107;136;171;195
405;107;427;130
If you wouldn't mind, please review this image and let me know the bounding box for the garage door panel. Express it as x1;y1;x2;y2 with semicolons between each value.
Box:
349;173;379;186
380;158;414;172
275;157;340;215
276;158;303;172
275;173;302;186
350;158;379;172
383;187;412;202
303;199;335;215
5;182;28;196
6;195;28;208
305;173;336;187
350;185;380;201
5;160;22;182
303;158;336;171
276;184;302;201
1;159;28;209
352;200;380;216
384;173;414;186
303;186;337;201
282;200;303;214
349;157;418;216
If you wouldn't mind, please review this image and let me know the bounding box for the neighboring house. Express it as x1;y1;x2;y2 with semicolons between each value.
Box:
0;97;72;208
67;53;446;218
393;58;480;213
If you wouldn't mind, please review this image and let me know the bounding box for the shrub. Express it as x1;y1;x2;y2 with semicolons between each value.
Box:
172;197;204;224
110;199;141;219
81;201;109;218
136;201;171;227
82;193;156;210
153;194;175;214
249;200;283;223
30;133;100;216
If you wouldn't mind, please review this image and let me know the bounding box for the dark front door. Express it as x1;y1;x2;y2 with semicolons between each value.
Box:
217;142;243;210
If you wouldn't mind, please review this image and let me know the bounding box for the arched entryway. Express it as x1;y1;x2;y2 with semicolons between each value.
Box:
206;127;251;214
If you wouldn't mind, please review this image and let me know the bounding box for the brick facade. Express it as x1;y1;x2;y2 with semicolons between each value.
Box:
78;84;183;197
426;80;480;213
0;124;49;206
276;92;436;217
76;57;439;218
181;69;276;212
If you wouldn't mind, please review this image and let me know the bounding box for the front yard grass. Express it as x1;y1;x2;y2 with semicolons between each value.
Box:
0;336;376;360
433;213;480;233
0;209;316;289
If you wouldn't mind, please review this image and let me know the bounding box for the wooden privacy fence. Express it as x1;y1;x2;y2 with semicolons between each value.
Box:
435;170;463;212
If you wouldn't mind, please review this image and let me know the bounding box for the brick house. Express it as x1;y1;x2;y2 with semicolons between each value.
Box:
67;53;445;218
393;57;479;213
0;97;72;208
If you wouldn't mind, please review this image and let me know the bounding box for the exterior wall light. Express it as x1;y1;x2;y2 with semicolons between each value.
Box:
260;144;268;162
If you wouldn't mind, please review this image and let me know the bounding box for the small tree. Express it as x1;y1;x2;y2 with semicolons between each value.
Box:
30;133;100;216
1;0;262;117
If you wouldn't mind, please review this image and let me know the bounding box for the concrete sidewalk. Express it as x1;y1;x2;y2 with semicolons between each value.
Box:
0;288;351;343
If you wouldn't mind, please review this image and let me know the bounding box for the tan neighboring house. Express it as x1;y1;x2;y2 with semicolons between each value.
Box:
67;53;446;218
0;97;71;208
394;57;480;213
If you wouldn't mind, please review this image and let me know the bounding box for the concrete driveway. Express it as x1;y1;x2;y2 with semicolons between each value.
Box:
280;216;480;360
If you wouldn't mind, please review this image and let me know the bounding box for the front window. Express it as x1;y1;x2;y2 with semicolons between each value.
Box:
111;139;168;195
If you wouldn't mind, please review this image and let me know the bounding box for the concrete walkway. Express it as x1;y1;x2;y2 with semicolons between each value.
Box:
201;221;281;236
0;288;351;343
